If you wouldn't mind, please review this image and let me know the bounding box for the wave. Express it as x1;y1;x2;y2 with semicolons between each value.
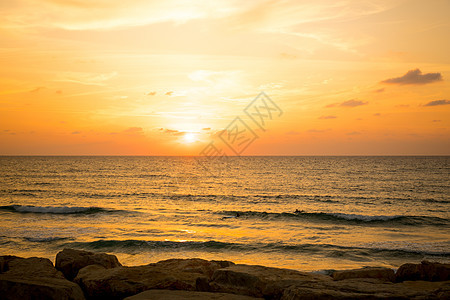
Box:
0;205;123;215
24;236;69;242
219;210;450;226
64;239;450;259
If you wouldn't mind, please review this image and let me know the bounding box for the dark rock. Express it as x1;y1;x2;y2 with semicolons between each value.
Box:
281;278;450;299
332;267;395;282
396;261;450;282
209;264;331;298
151;258;234;279
124;289;263;299
0;255;22;273
0;256;85;300
56;248;122;280
74;258;231;300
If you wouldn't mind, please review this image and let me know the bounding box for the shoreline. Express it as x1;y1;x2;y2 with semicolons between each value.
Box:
1;248;449;299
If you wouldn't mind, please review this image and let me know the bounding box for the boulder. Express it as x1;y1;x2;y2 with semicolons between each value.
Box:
56;248;122;280
0;256;85;300
396;261;450;282
0;255;22;273
281;278;450;299
208;264;331;298
124;289;263;300
208;264;450;299
74;258;232;300
151;258;234;278
332;267;395;282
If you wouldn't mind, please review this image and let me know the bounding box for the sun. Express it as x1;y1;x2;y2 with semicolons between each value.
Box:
183;132;196;144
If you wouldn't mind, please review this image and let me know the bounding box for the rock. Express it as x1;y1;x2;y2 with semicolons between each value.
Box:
209;264;331;298
281;278;450;299
0;256;85;300
281;285;371;299
209;264;450;299
124;289;263;300
332;267;395;282
152;258;234;279
56;248;122;280
396;261;450;282
0;255;21;273
74;258;231;300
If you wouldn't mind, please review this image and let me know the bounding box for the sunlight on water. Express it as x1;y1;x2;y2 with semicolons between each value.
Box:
0;156;449;271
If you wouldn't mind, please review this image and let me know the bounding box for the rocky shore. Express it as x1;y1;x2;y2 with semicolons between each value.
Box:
1;248;449;299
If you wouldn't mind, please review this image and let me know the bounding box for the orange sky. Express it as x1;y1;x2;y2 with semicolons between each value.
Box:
0;0;449;155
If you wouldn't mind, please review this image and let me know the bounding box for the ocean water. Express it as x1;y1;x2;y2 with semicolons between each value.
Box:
0;156;449;272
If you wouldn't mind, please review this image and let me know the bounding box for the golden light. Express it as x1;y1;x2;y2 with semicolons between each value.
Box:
182;132;197;144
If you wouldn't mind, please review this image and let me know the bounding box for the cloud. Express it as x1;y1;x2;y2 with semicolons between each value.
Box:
71;131;81;134
280;53;297;59
340;99;368;107
54;72;118;86
56;90;63;94
327;99;368;108
381;69;442;85
123;127;144;135
30;86;45;93
1;0;222;30
286;131;300;135
347;131;361;135
374;88;384;93
160;128;186;136
202;127;211;131
165;91;173;96
319;115;337;119
147;91;156;96
164;129;179;134
373;113;381;116
423;99;450;107
307;129;330;133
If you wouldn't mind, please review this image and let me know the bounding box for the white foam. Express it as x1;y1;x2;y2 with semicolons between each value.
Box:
328;212;401;221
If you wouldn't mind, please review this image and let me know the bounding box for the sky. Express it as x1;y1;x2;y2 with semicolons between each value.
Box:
0;0;449;155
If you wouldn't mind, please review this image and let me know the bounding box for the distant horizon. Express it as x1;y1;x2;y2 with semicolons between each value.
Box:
1;154;449;157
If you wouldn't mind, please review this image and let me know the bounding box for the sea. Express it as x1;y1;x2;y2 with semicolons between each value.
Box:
0;156;449;272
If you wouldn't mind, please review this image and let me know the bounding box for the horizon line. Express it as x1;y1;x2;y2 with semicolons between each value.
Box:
0;154;449;157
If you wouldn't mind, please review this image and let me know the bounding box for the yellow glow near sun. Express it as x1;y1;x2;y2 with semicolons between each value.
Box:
183;133;196;144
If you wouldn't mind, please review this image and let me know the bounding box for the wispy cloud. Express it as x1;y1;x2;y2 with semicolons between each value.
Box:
54;72;118;86
347;131;361;135
308;129;330;133
1;0;222;30
123;127;144;135
423;99;450;107
30;86;45;93
159;128;187;136
319;115;337;119
286;131;301;135
381;69;442;85
326;99;368;108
